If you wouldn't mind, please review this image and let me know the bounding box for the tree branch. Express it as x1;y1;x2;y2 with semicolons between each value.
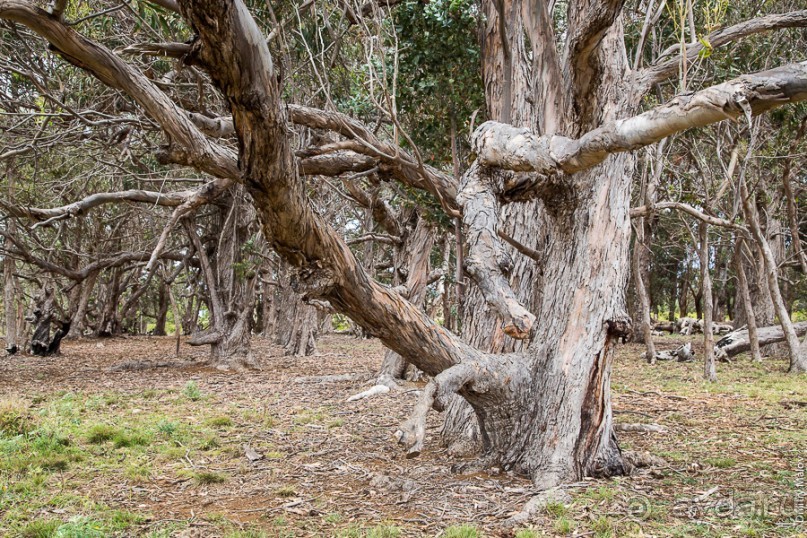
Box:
179;0;480;378
474;61;807;181
630;202;744;231
640;10;807;88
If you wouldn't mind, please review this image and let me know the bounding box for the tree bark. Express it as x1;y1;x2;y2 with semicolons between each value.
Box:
67;270;98;339
740;168;807;373
734;237;762;362
699;222;716;382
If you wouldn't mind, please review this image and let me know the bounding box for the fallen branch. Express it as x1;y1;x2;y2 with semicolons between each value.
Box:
714;320;807;360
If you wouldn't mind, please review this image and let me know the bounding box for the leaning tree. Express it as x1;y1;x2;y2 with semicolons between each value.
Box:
1;0;806;489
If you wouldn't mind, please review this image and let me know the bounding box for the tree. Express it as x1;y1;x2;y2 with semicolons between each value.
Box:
1;0;806;490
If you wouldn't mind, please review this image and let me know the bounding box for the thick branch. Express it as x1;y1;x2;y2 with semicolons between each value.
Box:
179;0;479;377
458;164;535;339
641;11;807;88
0;1;238;180
474;61;807;181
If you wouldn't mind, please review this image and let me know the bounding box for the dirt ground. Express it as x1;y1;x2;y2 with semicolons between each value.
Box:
1;334;805;537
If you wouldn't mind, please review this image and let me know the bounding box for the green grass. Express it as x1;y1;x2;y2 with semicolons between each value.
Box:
85;424;118;444
206;415;234;428
183;381;202;401
0;398;36;436
443;524;482;538
704;456;737;468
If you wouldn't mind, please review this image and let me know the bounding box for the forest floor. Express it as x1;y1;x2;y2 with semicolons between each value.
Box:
0;334;805;538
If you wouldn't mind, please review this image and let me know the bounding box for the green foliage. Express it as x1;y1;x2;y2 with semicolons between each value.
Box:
183;381;203;401
393;0;484;165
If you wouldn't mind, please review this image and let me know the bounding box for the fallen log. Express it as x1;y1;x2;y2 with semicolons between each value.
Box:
678;317;733;335
714;321;807;360
642;342;695;363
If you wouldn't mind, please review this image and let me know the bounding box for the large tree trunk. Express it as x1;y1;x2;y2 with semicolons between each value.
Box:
186;188;258;369
444;12;632;481
66;270;98;339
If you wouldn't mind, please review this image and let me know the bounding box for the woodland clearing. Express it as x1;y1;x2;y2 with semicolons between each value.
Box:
1;334;804;537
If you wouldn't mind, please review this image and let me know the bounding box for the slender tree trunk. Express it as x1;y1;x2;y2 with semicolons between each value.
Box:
734;237;762;362
781;116;807;273
699;222;716;381
633;140;664;361
741;172;806;372
96;269;121;336
154;282;170;335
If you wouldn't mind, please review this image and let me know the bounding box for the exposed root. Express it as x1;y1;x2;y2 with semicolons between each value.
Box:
346;374;400;401
294;372;372;384
395;363;474;458
347;384;390;402
614;422;667;433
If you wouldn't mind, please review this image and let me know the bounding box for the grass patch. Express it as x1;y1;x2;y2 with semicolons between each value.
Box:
18;519;59;538
443;524;481;538
275;485;296;498
0;398;36;436
366;524;401;538
704;457;737;469
206;416;233;428
85;424;118;444
190;471;228;485
112;430;151;448
183;381;202;401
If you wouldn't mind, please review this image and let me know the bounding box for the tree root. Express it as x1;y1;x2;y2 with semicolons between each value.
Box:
346;374;399;402
395;364;474;458
614;422;667;433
